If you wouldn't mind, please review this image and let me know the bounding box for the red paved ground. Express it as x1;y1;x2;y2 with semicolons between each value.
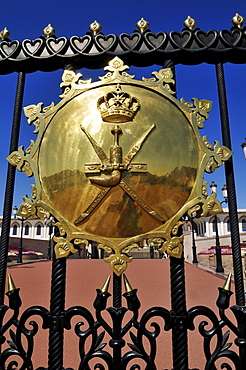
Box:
5;259;237;369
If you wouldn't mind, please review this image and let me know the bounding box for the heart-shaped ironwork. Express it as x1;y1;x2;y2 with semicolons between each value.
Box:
195;30;218;48
46;37;67;54
23;38;44;56
95;34;117;51
119;33;141;50
0;40;20;58
220;29;242;47
70;35;92;53
169;30;192;49
144;32;167;49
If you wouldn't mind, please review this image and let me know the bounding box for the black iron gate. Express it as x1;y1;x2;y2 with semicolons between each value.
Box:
0;17;246;370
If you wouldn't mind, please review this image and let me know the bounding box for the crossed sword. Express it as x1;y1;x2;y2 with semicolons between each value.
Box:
74;124;165;225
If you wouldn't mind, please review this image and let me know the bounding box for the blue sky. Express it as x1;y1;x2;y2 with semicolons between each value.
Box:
0;0;246;214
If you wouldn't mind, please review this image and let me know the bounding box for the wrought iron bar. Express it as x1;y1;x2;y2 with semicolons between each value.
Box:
112;273;122;370
164;59;189;369
231;305;246;370
48;253;66;370
113;273;122;308
214;215;224;273
0;72;26;305
189;216;198;264
215;63;245;306
170;255;189;370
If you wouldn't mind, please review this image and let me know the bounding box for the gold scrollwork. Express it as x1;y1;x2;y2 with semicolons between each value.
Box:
98;243;139;276
205;140;232;173
17;203;36;218
201;192;222;216
99;57;135;80
54;236;78;258
7;146;34;177
24;103;43;124
143;68;175;94
159;235;183;258
181;97;213;129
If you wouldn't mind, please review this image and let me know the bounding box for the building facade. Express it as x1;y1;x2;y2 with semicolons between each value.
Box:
1;209;246;261
183;208;246;262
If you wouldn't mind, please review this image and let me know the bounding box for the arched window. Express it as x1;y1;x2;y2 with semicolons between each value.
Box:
24;225;29;235
187;225;191;231
12;224;18;235
212;218;216;233
227;219;231;232
242;219;246;232
36;224;42;236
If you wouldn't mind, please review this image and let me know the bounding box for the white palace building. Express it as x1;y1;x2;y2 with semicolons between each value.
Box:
0;208;246;260
183;208;246;262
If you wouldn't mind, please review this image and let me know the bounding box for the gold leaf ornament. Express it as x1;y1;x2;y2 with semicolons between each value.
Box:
214;141;233;162
60;70;82;89
192;98;213;129
6;146;32;176
201;192;222;216
24;103;43;124
206;141;233;173
54;237;78;258
103;252;133;276
105;57;129;73
6;150;23;168
152;68;174;82
160;236;183;258
17;203;36;218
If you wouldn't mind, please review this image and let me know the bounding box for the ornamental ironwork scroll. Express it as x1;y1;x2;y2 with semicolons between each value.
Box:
7;57;232;275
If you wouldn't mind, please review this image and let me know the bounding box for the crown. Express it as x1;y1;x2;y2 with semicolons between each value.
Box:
97;84;140;123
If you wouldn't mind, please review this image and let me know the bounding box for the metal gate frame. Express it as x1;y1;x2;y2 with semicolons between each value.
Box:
0;18;246;370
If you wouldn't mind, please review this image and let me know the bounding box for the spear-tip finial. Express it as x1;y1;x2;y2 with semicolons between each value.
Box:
100;275;111;293
8;273;16;292
223;272;232;291
123;274;133;293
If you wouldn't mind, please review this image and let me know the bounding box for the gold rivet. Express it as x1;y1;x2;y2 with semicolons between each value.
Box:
89;20;102;35
42;24;56;38
0;27;10;40
183;16;197;30
231;13;245;28
136;18;149;33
